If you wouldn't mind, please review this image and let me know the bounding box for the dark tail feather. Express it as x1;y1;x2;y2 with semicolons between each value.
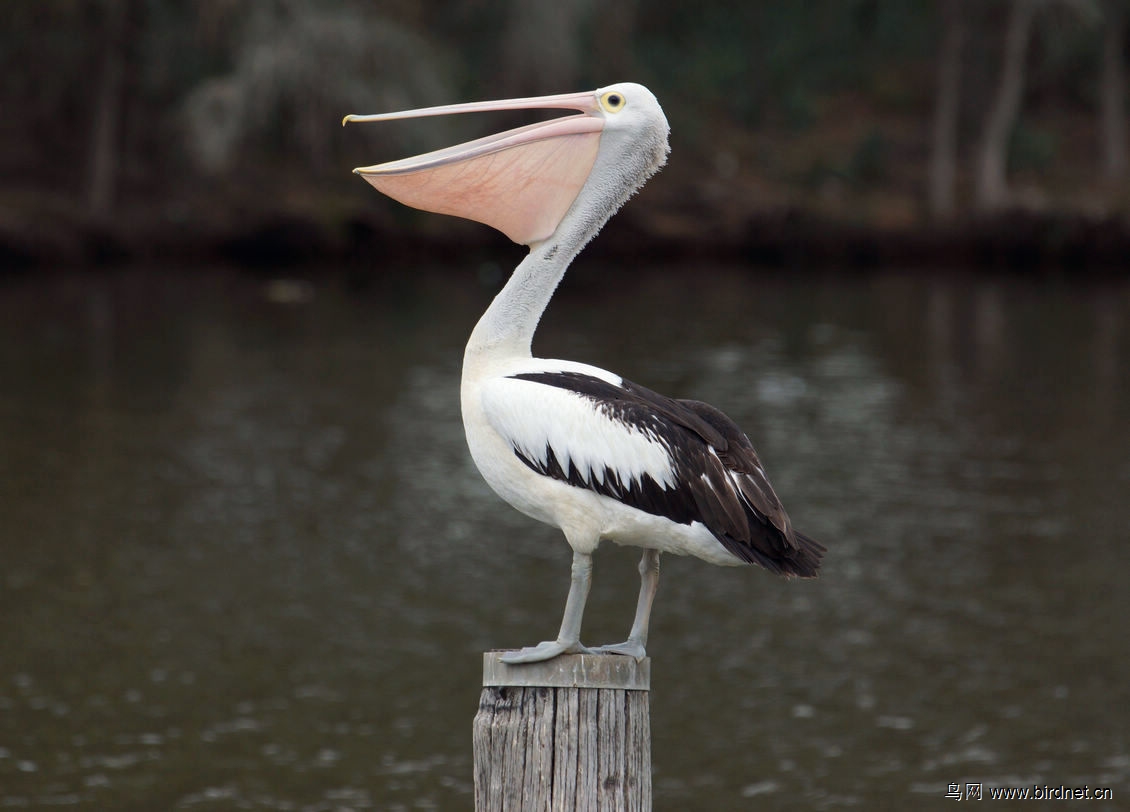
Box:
782;530;825;579
716;527;826;578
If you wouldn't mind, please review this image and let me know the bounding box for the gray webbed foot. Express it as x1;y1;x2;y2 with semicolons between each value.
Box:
590;639;647;661
500;639;592;664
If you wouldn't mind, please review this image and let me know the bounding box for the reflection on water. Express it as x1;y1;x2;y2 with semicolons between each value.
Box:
1;266;1127;810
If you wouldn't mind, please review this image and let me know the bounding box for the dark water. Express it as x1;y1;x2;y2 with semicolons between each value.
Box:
1;265;1127;810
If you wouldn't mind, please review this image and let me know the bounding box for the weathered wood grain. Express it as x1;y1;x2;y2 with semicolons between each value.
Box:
474;653;651;811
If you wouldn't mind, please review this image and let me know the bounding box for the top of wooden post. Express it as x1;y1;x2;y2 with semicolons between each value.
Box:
483;651;650;690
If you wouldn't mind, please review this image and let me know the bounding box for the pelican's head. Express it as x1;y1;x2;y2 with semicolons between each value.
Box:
344;82;669;247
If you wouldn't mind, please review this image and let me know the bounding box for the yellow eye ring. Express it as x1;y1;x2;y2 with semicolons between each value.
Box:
600;91;626;113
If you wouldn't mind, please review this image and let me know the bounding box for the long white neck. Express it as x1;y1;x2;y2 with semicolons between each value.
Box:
464;237;575;363
464;93;670;369
463;143;625;365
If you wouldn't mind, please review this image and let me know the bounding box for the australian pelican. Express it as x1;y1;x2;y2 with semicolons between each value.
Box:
345;83;824;663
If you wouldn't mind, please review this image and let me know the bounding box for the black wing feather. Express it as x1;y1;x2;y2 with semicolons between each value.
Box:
509;371;825;577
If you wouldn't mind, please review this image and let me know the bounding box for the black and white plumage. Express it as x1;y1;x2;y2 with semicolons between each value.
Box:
346;82;824;663
504;370;822;577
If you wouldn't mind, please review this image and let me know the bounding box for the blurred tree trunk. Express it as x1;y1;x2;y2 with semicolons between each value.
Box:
974;0;1039;212
929;0;965;219
499;0;589;96
1100;0;1128;183
87;0;129;218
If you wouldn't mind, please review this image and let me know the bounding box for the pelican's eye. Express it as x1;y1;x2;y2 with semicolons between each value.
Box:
600;91;626;113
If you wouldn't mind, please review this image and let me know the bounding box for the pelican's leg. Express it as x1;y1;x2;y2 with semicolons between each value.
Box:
592;548;659;661
501;550;593;664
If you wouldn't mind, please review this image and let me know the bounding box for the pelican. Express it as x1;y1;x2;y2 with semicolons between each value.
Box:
345;82;824;663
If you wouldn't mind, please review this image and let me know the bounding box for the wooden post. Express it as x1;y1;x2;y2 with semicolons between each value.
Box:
473;652;652;811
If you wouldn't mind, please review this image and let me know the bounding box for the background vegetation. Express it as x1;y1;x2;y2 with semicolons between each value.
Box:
3;0;1129;268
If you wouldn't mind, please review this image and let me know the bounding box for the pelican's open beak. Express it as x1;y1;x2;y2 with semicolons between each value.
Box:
344;90;604;245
